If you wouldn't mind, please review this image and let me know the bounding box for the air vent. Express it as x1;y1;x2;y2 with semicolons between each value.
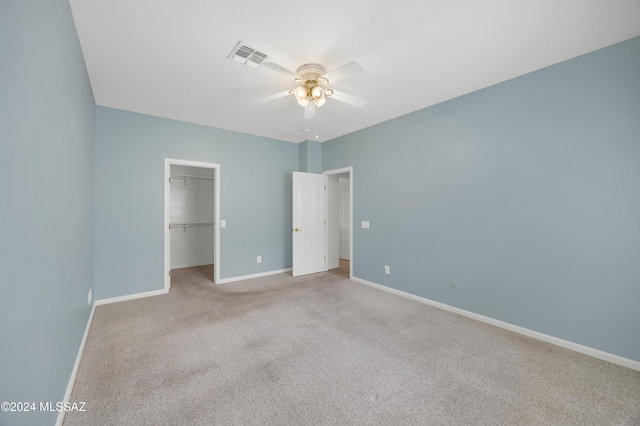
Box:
228;42;268;68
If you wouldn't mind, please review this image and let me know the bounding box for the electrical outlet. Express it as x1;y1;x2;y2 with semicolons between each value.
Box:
451;281;459;292
88;288;92;305
257;256;262;263
384;265;390;275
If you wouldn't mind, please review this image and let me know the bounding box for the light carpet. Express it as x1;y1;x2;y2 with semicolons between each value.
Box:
64;266;640;425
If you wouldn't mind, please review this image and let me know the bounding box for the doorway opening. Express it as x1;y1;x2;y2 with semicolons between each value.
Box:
324;167;353;280
164;159;220;291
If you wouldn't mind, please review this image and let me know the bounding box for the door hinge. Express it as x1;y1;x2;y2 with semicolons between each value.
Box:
324;184;326;189
324;220;326;225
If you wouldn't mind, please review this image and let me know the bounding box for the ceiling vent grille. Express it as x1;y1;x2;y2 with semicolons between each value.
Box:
228;42;268;68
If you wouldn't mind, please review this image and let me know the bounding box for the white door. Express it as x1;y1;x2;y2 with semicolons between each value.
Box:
292;172;326;277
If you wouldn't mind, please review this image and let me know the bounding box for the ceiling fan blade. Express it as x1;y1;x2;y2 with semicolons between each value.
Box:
263;62;299;79
328;90;367;108
255;90;291;104
304;103;316;120
322;61;363;83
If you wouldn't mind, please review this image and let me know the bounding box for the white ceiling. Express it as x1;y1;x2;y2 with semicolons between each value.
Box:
69;0;640;143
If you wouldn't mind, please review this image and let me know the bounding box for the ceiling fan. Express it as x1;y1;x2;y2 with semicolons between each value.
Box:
256;61;367;119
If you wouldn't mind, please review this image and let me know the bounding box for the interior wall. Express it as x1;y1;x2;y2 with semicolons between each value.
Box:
170;165;215;270
298;141;309;172
298;140;322;173
322;37;640;362
327;175;340;269
327;172;352;269
95;106;298;300
0;0;96;425
337;174;351;260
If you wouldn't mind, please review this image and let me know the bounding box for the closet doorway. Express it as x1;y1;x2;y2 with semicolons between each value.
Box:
325;167;353;279
164;159;220;290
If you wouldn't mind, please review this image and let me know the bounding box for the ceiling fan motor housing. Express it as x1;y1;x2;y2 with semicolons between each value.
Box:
296;63;327;84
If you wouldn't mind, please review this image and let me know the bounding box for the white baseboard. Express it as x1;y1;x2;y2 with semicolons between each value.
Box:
95;288;168;306
56;302;96;426
218;268;292;284
351;277;640;372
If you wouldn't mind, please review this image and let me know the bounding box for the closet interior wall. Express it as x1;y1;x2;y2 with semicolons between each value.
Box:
327;172;351;269
170;165;215;270
338;174;351;260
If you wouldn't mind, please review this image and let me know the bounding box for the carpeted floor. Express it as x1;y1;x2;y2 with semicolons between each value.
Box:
328;259;350;279
64;266;640;425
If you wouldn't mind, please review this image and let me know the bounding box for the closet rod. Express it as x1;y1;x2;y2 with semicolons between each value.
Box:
170;174;214;181
169;222;214;229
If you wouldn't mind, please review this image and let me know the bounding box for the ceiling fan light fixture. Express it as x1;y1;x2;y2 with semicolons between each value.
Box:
297;97;309;107
311;86;324;99
294;86;308;101
314;95;326;107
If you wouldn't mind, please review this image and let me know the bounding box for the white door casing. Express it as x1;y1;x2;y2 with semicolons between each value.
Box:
292;172;327;277
323;167;353;280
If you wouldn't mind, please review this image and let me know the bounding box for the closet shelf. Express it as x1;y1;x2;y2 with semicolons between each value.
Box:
170;174;214;182
169;222;214;229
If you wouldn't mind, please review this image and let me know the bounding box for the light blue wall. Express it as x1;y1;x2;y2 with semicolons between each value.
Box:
322;37;640;362
298;140;322;173
307;140;322;173
95;107;298;299
0;0;96;425
298;141;308;171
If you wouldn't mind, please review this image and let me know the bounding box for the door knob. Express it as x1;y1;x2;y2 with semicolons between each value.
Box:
293;228;302;232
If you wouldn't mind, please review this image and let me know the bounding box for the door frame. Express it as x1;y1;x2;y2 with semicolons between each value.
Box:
323;166;353;279
164;158;220;290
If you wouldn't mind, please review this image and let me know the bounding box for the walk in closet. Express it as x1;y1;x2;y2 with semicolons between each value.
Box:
169;165;214;270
